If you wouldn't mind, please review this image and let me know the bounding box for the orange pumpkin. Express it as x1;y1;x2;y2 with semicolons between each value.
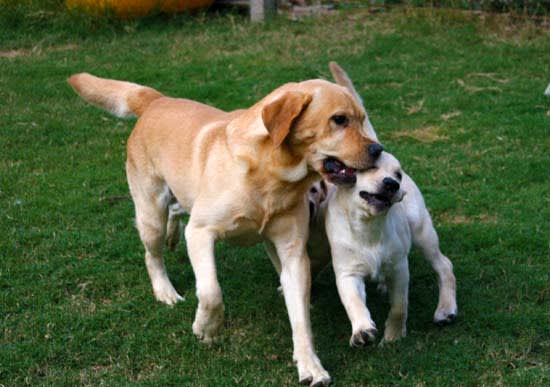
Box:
66;0;214;18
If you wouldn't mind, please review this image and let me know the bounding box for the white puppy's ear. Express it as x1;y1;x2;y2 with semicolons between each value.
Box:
329;61;363;106
329;61;379;142
262;91;312;148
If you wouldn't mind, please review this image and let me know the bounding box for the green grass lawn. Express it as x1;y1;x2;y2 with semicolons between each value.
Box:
1;6;549;386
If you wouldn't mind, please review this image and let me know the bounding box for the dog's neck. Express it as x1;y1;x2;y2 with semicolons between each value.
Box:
225;114;320;230
271;157;309;182
267;141;314;182
354;211;390;245
256;172;319;233
254;152;320;233
336;190;392;245
225;114;312;184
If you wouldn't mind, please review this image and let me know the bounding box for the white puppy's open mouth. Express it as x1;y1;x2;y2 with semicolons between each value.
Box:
359;191;393;209
323;157;357;185
359;189;405;211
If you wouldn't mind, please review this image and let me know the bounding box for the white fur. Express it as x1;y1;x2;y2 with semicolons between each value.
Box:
324;62;457;325
325;152;410;345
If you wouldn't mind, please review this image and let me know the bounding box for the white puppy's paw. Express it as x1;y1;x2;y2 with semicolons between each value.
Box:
153;284;184;306
295;355;331;386
349;327;378;347
382;330;406;344
434;304;457;326
382;323;406;343
192;305;224;343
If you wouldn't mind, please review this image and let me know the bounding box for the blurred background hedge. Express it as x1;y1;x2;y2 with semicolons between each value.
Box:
379;0;549;15
0;0;548;38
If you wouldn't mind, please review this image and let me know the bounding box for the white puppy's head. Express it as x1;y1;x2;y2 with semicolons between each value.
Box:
353;151;406;217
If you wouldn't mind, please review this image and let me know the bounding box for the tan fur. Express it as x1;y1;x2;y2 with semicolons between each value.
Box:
68;73;163;117
262;91;312;147
69;73;378;386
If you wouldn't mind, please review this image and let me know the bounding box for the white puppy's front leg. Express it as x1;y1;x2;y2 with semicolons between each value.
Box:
267;216;330;386
334;272;378;347
383;259;409;343
185;221;224;343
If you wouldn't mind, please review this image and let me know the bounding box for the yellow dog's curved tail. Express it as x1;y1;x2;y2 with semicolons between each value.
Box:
68;73;163;118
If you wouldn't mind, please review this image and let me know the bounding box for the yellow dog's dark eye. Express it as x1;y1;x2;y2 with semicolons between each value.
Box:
332;115;349;126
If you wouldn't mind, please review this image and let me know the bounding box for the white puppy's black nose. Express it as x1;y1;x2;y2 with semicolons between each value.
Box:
383;177;400;194
367;143;383;160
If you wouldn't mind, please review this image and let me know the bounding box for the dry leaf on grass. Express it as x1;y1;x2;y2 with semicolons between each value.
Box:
406;99;425;115
467;72;509;84
390;125;449;143
438;212;497;224
457;79;502;93
0;44;77;59
441;110;462;121
0;50;26;58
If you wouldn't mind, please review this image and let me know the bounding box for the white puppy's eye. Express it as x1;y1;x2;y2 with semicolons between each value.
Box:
396;171;402;180
331;115;349;126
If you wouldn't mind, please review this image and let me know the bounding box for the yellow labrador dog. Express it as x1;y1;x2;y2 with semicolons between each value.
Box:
306;63;457;333
68;73;379;386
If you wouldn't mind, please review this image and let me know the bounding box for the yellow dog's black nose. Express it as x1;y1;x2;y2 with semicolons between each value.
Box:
367;143;383;159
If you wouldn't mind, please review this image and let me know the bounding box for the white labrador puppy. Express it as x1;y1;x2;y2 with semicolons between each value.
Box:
326;151;410;345
317;62;457;328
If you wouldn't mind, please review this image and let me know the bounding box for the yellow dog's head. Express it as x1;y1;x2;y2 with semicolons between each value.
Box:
259;79;382;185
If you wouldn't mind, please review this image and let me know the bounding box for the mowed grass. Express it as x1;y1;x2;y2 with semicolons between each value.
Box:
1;7;549;386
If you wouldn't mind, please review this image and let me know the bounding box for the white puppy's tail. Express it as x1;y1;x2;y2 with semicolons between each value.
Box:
329;61;379;142
68;73;163;118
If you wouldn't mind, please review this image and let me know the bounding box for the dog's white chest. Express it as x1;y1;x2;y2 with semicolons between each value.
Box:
329;205;411;282
355;244;388;280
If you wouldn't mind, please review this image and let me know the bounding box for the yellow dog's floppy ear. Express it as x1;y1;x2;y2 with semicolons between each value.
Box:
262;91;312;148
